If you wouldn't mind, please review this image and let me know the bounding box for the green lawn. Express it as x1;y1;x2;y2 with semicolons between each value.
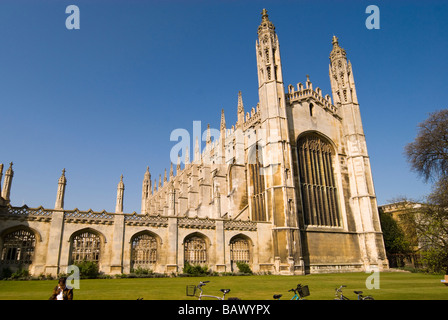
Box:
0;272;446;300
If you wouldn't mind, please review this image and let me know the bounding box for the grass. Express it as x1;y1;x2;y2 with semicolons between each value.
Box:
0;272;446;300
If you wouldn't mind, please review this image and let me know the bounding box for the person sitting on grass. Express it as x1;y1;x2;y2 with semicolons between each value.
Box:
49;277;73;300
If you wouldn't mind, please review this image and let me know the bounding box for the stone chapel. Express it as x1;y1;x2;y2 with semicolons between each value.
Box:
0;9;388;276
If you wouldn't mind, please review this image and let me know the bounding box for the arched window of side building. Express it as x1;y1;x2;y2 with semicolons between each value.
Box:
184;234;208;266
70;230;102;264
131;232;158;270
229;235;251;272
0;228;36;265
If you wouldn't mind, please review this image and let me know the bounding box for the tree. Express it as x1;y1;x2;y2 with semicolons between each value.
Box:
379;207;412;255
404;108;448;273
405;109;448;182
400;201;448;273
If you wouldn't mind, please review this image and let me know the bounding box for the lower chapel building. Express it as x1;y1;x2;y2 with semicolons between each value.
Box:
0;10;388;276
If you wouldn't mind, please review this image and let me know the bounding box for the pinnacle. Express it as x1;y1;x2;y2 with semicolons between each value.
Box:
220;108;226;131
332;35;339;46
329;35;346;61
258;8;275;34
238;91;244;113
261;8;268;20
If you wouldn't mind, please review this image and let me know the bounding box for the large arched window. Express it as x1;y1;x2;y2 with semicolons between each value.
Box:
1;229;36;265
248;144;266;221
70;230;102;264
184;235;207;265
131;233;158;269
297;133;341;227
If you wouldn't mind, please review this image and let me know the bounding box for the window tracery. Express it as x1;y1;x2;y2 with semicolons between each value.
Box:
248;145;266;221
184;236;207;265
230;238;250;264
131;233;157;269
1;229;36;265
297;134;341;227
71;231;101;264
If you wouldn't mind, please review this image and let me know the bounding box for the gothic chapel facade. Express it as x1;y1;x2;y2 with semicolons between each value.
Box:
0;10;388;276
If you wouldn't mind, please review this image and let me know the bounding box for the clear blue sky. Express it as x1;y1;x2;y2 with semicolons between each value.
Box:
1;0;447;213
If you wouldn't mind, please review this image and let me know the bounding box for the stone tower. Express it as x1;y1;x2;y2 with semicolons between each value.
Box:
255;9;303;274
329;36;387;268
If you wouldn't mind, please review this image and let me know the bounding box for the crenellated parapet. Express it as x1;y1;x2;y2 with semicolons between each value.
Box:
124;212;169;227
242;106;261;131
0;204;53;222
64;208;115;225
286;76;339;118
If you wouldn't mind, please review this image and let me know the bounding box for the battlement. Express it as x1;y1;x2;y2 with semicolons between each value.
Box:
286;78;338;115
243;105;261;130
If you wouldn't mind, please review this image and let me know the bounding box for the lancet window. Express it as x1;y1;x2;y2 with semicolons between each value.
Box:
248;145;266;221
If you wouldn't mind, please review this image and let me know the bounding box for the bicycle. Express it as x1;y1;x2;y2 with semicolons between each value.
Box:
334;285;374;300
273;284;310;300
186;281;239;300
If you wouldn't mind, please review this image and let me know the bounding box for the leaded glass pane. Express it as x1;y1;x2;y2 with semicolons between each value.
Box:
1;229;36;264
131;233;157;268
71;232;101;263
184;236;207;265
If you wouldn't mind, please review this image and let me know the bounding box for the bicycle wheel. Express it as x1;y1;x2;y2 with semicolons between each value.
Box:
362;296;374;300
